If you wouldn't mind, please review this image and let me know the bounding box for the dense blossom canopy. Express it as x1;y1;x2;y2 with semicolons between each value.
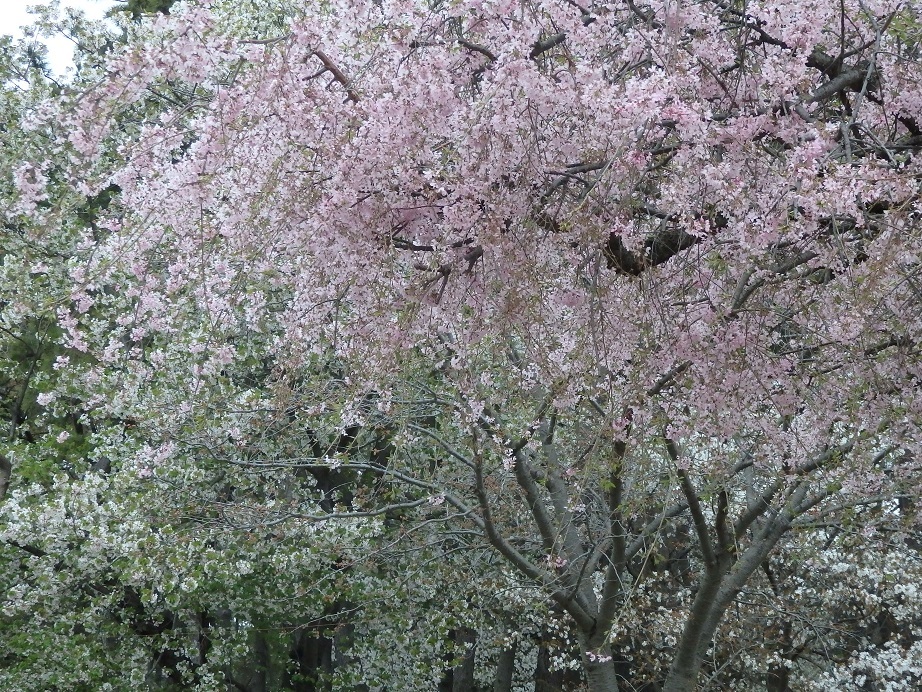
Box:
56;0;922;450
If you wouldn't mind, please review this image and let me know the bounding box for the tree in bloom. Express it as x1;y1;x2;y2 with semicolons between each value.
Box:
5;0;922;689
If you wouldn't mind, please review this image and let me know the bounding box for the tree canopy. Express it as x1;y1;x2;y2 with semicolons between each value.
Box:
2;0;922;690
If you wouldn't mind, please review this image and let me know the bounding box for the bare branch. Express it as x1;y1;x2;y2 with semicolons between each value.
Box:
669;439;717;570
312;49;359;103
458;39;497;63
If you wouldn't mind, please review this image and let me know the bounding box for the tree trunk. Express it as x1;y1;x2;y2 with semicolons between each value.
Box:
287;627;334;691
766;665;792;692
662;511;794;691
535;636;584;691
241;630;269;692
493;640;516;692
661;659;700;692
0;454;11;502
578;630;619;692
584;661;620;692
662;571;723;692
452;627;477;692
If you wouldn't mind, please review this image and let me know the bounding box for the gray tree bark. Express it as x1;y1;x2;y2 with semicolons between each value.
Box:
578;629;620;692
452;627;477;692
661;483;804;692
493;640;516;692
